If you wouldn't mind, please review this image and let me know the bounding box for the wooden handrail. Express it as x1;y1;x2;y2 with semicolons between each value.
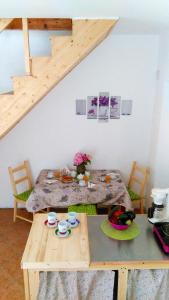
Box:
6;18;72;30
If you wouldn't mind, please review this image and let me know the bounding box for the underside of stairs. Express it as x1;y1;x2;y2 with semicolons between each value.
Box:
0;18;117;138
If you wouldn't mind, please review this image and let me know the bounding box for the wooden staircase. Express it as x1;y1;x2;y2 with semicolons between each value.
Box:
0;19;117;138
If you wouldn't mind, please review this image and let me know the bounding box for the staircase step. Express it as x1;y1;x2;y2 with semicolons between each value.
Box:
31;56;51;77
72;19;91;36
72;19;117;36
50;19;117;62
0;91;14;95
50;36;72;56
0;94;15;115
12;75;36;93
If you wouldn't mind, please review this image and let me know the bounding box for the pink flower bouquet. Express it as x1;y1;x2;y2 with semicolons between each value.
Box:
73;152;91;166
73;152;91;175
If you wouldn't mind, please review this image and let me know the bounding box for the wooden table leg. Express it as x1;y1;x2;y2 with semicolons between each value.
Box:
28;270;39;300
23;269;30;300
118;268;128;300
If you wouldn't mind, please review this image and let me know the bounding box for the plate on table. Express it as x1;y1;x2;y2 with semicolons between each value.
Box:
101;219;140;240
66;219;80;228
44;219;58;228
61;175;73;183
44;179;58;184
55;229;71;238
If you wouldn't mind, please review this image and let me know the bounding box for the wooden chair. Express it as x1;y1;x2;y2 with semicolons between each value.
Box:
127;161;149;214
8;160;34;223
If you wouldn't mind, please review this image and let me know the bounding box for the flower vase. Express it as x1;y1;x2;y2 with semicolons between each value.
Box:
76;164;86;175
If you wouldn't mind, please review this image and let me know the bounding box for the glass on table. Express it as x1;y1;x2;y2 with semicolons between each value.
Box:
105;175;111;183
53;169;61;179
47;171;54;179
83;175;89;183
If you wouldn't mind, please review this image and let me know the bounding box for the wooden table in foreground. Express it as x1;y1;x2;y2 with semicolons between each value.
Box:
21;214;169;300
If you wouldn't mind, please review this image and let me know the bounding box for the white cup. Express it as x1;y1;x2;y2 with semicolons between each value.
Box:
58;220;69;234
79;180;86;187
47;171;53;179
71;170;77;178
48;212;57;225
100;175;105;182
108;173;117;180
68;212;77;225
88;182;96;189
85;171;90;177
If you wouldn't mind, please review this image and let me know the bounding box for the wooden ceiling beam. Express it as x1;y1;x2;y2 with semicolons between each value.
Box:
0;18;13;32
6;18;72;30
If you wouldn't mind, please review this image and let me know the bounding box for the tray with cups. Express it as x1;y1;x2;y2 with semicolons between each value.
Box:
44;211;80;238
47;170;74;184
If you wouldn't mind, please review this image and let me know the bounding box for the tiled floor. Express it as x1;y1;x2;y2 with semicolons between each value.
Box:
0;209;31;300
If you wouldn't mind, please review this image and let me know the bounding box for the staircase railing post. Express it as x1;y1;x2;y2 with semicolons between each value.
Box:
22;18;31;75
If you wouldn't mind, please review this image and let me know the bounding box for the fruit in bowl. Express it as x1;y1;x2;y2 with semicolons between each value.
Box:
108;205;136;231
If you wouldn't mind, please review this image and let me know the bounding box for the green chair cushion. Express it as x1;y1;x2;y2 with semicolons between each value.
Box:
14;188;33;202
127;187;141;201
68;204;97;215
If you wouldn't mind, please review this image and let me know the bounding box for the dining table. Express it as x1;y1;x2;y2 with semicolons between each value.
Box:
26;169;132;213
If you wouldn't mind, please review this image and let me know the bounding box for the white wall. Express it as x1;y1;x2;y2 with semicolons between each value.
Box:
149;32;169;188
0;33;158;207
154;81;169;187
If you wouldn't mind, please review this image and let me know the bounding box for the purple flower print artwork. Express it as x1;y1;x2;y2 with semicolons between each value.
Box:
99;96;109;106
110;96;121;119
111;98;118;107
88;109;95;114
87;96;98;119
91;97;98;106
76;99;86;115
99;92;109;119
121;100;132;115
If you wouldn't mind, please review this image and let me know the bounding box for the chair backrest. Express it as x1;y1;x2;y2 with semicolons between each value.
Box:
8;160;33;195
128;161;149;197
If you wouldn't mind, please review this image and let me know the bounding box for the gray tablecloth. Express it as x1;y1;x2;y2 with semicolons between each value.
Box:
38;269;169;300
38;271;115;300
127;270;169;300
26;169;131;212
